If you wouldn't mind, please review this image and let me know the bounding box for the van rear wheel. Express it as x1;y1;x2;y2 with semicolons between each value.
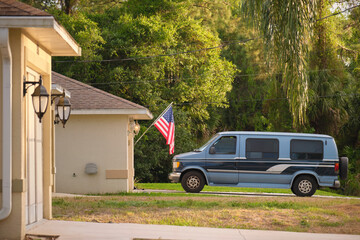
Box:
181;171;205;193
292;175;318;197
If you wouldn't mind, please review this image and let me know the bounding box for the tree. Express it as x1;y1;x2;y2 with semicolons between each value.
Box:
307;0;349;136
51;0;237;181
241;0;316;127
85;0;237;134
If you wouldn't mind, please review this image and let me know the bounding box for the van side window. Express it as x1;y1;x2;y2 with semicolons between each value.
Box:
290;140;323;160
211;136;237;154
246;138;279;160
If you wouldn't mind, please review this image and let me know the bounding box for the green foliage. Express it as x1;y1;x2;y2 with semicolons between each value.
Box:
22;0;360;195
134;110;196;182
50;9;105;82
339;146;360;196
307;1;349;136
241;0;316;127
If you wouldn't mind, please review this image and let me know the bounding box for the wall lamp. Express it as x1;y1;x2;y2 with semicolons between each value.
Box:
23;75;49;123
51;90;71;128
129;119;140;135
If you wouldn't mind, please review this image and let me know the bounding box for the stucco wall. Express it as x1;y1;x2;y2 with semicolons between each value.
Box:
55;114;131;194
0;29;53;240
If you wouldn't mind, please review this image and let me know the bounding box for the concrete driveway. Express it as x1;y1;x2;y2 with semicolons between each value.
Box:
27;220;360;240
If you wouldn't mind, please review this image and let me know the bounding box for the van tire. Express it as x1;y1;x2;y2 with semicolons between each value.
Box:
339;157;348;180
292;175;318;197
181;171;205;193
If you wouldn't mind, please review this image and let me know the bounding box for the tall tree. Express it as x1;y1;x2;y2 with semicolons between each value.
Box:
307;0;348;136
241;0;316;127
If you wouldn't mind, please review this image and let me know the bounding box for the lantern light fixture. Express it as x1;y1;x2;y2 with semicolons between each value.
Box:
134;121;140;135
51;90;72;128
23;75;49;123
56;95;71;128
129;119;140;135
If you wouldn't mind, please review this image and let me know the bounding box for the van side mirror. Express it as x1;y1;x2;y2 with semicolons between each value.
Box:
209;146;216;154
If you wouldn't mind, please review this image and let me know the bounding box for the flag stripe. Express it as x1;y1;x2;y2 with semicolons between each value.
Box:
167;122;174;145
155;123;167;138
158;118;169;130
154;106;175;154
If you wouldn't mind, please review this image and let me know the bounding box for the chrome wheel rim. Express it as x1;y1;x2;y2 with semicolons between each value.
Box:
186;176;200;189
298;179;312;194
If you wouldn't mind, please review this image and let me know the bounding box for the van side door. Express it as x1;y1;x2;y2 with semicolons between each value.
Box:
238;137;284;185
205;135;239;184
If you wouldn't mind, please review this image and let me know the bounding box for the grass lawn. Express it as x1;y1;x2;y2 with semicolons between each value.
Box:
136;183;348;197
53;191;360;234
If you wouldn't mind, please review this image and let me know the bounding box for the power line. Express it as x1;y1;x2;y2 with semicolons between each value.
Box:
316;4;360;22
61;67;350;87
51;3;359;65
54;38;257;63
138;92;359;109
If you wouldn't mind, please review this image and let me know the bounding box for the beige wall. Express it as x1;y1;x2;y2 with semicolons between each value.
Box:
55;114;133;194
0;29;53;239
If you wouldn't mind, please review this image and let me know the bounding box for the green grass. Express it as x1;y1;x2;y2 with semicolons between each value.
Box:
136;183;348;197
54;198;313;210
52;194;360;234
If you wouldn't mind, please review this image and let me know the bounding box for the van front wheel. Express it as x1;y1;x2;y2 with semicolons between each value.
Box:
292;176;317;197
181;171;205;193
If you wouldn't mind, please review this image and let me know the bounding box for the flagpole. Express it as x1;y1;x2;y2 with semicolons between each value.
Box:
134;102;173;146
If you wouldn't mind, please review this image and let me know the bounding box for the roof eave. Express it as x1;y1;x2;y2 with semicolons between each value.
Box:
71;109;153;120
0;16;81;56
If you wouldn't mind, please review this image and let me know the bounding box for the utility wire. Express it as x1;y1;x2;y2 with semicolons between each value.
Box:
60;68;351;87
52;4;360;65
143;92;359;108
316;4;360;22
54;38;257;63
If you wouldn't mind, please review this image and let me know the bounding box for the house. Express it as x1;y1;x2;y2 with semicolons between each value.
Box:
0;0;81;239
52;72;153;194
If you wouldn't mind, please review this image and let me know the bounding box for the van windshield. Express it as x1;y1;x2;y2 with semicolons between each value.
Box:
195;134;219;152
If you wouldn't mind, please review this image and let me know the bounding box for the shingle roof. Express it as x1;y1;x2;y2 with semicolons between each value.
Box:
52;72;148;110
0;0;51;16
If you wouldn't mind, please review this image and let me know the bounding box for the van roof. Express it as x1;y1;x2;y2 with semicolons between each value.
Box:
219;131;333;139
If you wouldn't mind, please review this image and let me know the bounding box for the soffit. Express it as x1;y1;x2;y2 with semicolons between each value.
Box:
0;0;80;56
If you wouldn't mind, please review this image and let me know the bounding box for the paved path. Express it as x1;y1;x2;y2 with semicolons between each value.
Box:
27;220;360;240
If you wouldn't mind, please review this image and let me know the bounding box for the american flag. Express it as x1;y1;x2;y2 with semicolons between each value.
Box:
154;106;175;154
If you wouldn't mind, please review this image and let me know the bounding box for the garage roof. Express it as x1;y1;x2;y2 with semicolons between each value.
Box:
52;72;153;120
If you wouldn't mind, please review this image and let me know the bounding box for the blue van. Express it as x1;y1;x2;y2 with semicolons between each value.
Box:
169;132;348;196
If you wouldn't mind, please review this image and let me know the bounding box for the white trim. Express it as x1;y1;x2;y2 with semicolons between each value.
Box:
0;28;12;220
51;84;71;98
71;109;153;119
0;16;81;56
323;159;339;162
52;21;81;56
266;164;332;173
278;158;291;161
0;16;55;28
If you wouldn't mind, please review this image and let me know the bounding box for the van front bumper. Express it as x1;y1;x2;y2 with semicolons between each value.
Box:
169;172;181;183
